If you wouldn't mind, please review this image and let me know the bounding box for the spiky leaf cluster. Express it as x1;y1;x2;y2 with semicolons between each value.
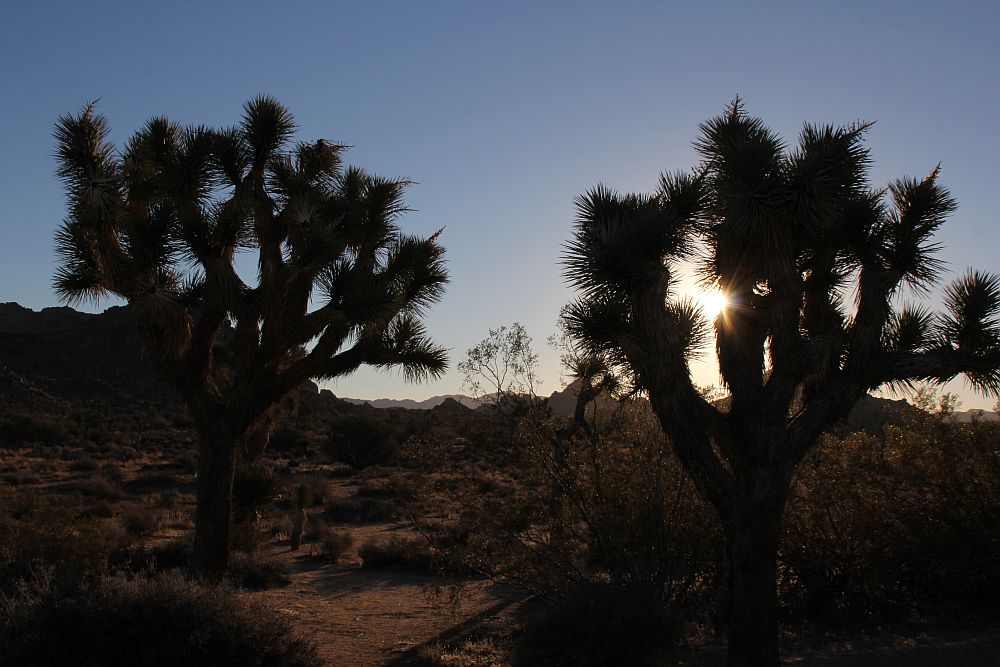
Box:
53;97;448;428
563;100;1000;489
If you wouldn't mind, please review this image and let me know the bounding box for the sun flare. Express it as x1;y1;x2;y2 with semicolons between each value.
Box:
695;290;729;321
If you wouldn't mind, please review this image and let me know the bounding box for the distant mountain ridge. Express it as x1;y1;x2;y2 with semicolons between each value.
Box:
339;394;480;410
2;302;995;428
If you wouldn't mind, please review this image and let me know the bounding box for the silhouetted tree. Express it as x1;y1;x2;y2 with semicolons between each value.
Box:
563;100;1000;666
53;97;448;576
459;322;540;414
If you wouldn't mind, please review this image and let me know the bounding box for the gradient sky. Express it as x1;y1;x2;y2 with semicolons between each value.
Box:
2;1;998;408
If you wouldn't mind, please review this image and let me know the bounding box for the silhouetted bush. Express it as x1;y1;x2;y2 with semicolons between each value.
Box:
120;537;192;573
0;413;69;447
324;415;399;469
358;535;436;572
124;469;176;493
280;474;328;508
1;472;42;486
313;528;354;563
65;477;121;500
120;507;159;539
268;426;311;456
323;496;398;523
228;551;292;590
87;499;116;518
0;571;322;667
231;464;284;552
99;462;127;485
781;395;1000;626
447;403;720;610
69;458;99;472
516;582;679;666
0;491;124;596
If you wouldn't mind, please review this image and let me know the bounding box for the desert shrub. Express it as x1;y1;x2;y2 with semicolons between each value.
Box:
358;535;437;572
120;507;159;539
65;477;121;500
268;426;311;456
323;496;398;523
515;582;679;667
121;537;193;573
88;500;116;518
69;405;115;447
125;469;176;492
1;472;42;486
324;415;399;469
0;491;124;596
0;413;70;447
782;392;1000;626
99;462;127;485
313;528;354;562
169;452;198;472
0;571;322;667
448;404;720;610
281;475;328;508
227;551;292;590
69;458;99;472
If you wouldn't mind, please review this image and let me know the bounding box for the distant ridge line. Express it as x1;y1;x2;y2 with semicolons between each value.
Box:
338;394;479;410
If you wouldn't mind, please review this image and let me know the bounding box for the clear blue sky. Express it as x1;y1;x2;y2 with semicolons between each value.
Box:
2;1;998;408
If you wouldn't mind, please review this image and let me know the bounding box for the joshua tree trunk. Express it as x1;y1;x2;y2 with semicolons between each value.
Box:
723;492;786;667
290;508;306;551
193;423;239;578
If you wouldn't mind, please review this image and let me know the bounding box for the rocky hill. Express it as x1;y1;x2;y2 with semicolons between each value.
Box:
0;303;350;416
1;302;983;431
0;302;178;406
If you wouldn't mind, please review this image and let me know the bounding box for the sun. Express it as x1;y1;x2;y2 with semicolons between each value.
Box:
694;289;729;321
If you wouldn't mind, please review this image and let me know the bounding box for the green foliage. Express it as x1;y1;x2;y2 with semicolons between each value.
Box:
0;571;322;667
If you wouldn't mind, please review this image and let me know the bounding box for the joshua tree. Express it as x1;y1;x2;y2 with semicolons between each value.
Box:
53;97;448;576
563;100;1000;665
